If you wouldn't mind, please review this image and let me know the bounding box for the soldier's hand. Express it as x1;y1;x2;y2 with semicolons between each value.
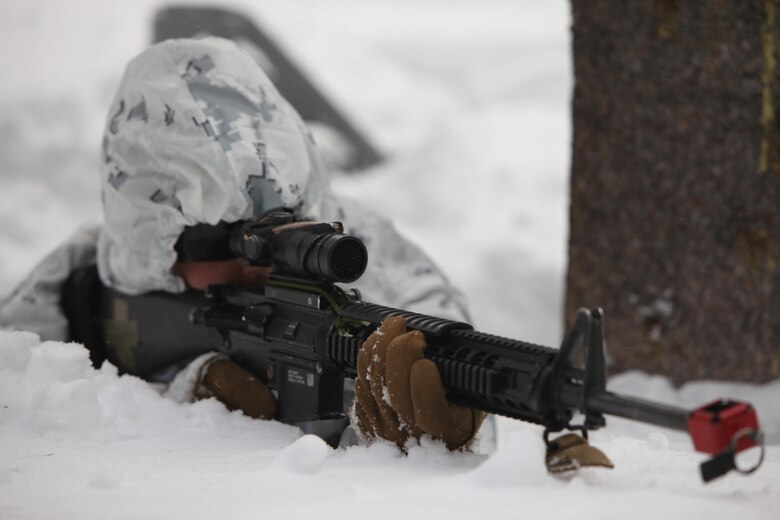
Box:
352;316;485;450
201;359;277;420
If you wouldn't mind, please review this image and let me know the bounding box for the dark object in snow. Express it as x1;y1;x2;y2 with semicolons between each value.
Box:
64;210;765;482
566;0;780;384
153;6;383;173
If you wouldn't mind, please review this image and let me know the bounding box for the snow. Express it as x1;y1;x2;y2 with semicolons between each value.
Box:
2;331;778;519
1;0;779;518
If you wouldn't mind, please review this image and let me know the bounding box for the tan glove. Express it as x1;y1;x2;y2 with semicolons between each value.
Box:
545;433;613;473
353;316;485;450
201;359;277;420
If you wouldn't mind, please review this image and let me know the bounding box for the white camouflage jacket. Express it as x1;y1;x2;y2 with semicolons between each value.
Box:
0;37;469;401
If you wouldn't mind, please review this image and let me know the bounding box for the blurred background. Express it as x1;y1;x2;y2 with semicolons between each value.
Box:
0;0;572;346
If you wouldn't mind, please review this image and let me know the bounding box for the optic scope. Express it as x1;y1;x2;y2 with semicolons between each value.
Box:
230;212;368;283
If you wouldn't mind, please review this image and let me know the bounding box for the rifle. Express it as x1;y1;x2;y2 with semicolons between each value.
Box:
73;211;764;483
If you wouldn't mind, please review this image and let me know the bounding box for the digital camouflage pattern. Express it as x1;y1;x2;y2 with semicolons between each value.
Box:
99;37;334;294
0;37;470;373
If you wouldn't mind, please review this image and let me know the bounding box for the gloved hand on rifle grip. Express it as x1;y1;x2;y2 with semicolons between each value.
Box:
199;358;277;420
352;316;485;450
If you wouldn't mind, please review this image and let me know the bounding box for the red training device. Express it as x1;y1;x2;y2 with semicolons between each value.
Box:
688;400;760;454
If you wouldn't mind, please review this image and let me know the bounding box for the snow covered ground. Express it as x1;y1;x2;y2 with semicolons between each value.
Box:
0;1;778;518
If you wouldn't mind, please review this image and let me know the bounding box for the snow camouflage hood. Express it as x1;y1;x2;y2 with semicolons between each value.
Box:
0;37;470;343
99;37;338;294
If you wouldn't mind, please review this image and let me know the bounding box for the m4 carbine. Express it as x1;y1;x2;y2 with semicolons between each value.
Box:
70;211;764;483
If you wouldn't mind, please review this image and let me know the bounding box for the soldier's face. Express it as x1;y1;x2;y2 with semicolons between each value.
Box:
172;259;272;290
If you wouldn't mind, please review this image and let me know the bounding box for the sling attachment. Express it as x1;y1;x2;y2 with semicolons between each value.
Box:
700;427;765;482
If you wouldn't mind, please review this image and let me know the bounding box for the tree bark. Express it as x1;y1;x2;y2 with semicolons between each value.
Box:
566;0;780;384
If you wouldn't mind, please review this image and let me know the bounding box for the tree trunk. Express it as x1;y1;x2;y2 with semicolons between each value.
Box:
566;0;780;384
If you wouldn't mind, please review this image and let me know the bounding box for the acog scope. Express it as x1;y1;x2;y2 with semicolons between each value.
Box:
230;212;368;283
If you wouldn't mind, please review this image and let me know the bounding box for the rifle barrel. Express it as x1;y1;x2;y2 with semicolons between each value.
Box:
559;384;690;431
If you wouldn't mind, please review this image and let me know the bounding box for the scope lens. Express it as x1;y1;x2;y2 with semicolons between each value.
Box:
306;234;367;283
